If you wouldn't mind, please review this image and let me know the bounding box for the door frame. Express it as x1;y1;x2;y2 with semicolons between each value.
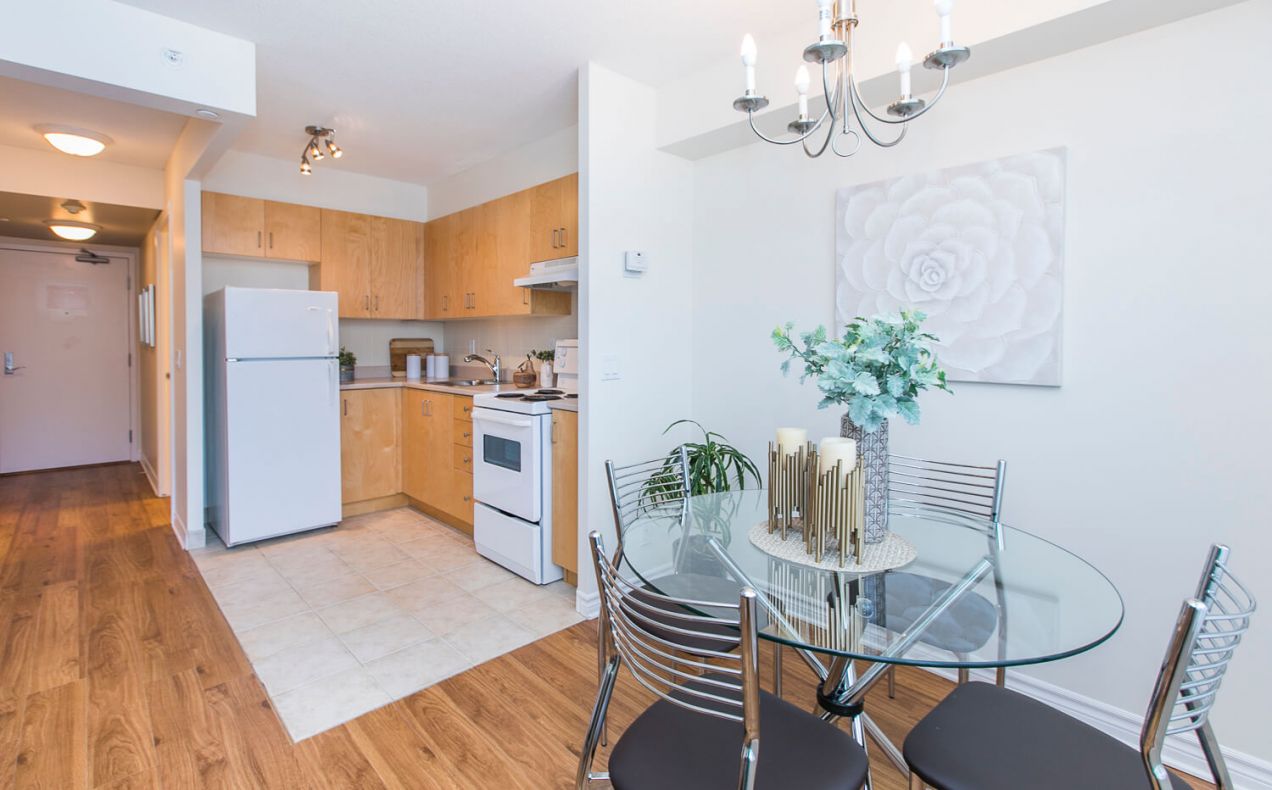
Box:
0;234;141;470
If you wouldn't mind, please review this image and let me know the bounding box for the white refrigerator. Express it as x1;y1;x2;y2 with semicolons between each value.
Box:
205;287;341;546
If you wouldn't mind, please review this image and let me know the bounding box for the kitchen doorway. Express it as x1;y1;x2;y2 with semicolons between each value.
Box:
0;242;135;473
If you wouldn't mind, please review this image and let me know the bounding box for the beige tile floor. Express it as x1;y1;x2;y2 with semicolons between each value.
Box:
189;508;582;741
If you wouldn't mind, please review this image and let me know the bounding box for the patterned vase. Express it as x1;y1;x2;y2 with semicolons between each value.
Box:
840;415;889;543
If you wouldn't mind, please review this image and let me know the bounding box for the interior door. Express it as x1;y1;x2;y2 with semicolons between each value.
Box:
0;246;132;473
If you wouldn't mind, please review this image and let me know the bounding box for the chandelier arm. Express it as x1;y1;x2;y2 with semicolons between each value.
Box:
848;87;909;148
746;112;826;146
849;67;951;126
830;129;862;158
802;66;841;158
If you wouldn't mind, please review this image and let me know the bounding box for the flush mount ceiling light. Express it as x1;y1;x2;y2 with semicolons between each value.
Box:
300;125;342;175
45;220;101;241
734;0;969;159
34;124;113;157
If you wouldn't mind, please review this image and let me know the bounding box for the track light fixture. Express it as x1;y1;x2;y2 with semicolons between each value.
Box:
300;125;342;174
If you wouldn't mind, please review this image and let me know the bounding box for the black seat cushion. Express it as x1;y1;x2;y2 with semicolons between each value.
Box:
636;573;744;655
884;571;997;654
904;682;1192;790
609;677;868;790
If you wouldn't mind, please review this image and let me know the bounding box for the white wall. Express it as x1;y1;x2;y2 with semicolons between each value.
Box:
687;0;1271;766
0;143;165;209
204;150;428;221
577;64;696;605
426;125;577;218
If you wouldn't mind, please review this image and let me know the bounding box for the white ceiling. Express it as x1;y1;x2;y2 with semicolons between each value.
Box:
0;75;189;169
113;0;813;184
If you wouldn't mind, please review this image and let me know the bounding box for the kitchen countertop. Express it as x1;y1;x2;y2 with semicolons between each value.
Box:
342;375;580;409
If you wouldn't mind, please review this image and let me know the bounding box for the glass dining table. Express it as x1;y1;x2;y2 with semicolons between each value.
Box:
618;489;1124;778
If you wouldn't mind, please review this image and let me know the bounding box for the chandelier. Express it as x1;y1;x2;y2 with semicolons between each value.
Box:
733;0;969;158
300;125;343;175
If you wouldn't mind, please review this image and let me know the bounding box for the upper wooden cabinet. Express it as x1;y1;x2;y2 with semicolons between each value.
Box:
264;201;321;261
421;174;575;321
529;173;578;262
202;192;321;262
203;193;265;257
316;210;422;320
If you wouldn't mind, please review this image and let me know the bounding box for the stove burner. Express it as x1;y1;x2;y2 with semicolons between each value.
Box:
522;394;563;402
566;393;578;399
536;388;564;395
495;393;525;399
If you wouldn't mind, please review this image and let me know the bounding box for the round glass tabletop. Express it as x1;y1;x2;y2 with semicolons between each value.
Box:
619;489;1124;668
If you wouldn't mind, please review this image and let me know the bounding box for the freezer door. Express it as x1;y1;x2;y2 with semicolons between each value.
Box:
222;287;338;359
221;357;341;545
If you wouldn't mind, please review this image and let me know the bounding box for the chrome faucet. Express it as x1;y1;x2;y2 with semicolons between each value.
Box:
464;349;502;382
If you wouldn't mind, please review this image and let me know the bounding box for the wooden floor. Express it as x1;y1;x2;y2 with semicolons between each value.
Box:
0;462;1212;789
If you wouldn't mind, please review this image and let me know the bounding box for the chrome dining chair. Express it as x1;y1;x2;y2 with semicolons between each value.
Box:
903;544;1255;790
882;455;1008;696
577;531;870;790
605;450;744;653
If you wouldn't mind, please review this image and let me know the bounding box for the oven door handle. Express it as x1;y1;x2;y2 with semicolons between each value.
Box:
472;410;536;429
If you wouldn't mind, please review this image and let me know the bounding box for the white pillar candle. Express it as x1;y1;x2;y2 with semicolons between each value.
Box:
819;437;858;482
776;427;808;455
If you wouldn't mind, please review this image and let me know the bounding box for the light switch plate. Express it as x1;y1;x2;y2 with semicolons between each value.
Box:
623;250;647;277
601;354;621;381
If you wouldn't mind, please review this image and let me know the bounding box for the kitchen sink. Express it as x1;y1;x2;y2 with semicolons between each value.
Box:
443;379;498;387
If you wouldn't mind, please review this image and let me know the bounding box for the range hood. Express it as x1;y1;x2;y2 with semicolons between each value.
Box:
514;257;578;290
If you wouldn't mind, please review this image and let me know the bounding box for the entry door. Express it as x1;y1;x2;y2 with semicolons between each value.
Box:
0;247;132;473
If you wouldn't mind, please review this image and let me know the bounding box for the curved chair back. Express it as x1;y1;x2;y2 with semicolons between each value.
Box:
1140;544;1256;789
889;455;1007;526
605;447;691;561
579;530;762;789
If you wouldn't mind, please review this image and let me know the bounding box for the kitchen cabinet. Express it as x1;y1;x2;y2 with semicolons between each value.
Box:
341;388;401;503
400;391;474;530
550;409;579;584
317;210;422;319
529;173;578;262
203;192;265;257
264;201;321;261
202;193;322;262
420;176;574;320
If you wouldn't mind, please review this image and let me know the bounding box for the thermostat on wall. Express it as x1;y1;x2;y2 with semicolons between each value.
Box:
624;250;647;276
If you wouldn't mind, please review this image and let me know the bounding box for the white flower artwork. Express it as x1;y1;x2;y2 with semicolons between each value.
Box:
836;148;1065;386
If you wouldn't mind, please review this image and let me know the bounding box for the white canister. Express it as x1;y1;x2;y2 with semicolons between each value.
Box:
435;354;450;380
538;360;554;388
405;354;422;381
425;354;437;379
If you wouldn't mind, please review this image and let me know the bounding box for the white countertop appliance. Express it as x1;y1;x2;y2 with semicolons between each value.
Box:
204;287;341;546
553;338;578;394
471;390;566;584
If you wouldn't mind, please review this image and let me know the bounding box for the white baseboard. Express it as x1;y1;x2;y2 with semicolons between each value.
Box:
920;663;1271;790
139;455;160;496
576;588;600;619
170;510;206;550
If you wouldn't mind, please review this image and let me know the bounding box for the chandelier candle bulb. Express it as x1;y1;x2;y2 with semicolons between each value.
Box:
895;42;913;97
816;0;833;40
740;34;757;93
935;0;954;45
794;65;811;118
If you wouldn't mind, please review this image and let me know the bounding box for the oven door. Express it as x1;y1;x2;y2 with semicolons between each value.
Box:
472;407;542;523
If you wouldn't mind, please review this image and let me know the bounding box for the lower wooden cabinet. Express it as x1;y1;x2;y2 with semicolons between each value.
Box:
550;409;579;583
397;390;473;530
341;388;401;503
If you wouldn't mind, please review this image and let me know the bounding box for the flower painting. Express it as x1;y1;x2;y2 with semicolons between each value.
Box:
835;148;1065;386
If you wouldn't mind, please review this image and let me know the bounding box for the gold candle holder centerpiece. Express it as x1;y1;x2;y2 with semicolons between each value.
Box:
767;438;867;568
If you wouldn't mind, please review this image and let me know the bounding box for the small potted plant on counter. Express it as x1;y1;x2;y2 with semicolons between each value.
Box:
338;346;356;384
532;349;556;388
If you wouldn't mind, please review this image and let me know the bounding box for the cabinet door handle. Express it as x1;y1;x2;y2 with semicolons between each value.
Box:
523;288;529;305
268;231;274;249
257;230;262;249
463;455;471;464
560;227;566;248
442;294;448;311
462;404;472;414
551;418;558;444
374;295;380;312
462;431;471;439
463;495;471;503
363;295;370;310
424;399;432;416
342;398;348;417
